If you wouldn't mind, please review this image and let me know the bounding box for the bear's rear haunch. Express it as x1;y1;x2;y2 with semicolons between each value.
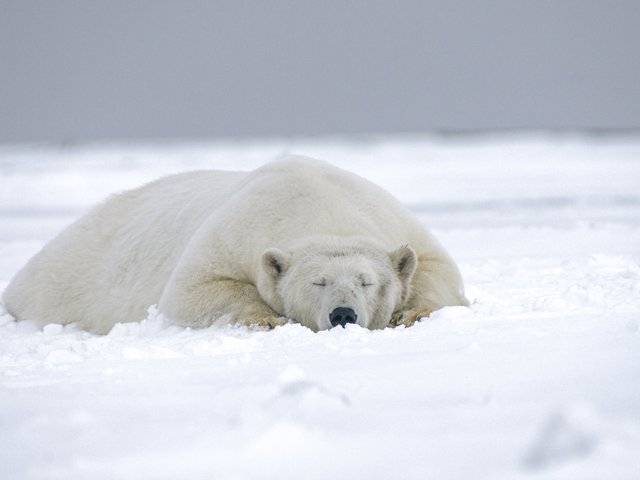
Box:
2;156;468;333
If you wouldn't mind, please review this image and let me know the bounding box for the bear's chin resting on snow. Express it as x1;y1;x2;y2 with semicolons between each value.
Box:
2;156;468;334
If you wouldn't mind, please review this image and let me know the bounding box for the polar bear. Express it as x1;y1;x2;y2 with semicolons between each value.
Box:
2;156;468;333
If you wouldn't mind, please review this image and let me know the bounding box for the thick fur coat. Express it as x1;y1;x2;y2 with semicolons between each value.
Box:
3;156;468;333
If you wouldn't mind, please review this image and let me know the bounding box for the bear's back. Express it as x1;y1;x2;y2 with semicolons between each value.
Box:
201;157;440;276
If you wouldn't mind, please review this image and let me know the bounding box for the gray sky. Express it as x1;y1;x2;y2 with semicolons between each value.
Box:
1;0;639;143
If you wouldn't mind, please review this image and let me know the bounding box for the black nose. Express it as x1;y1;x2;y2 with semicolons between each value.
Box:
330;307;357;327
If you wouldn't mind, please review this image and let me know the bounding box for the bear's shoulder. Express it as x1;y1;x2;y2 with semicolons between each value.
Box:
251;156;374;194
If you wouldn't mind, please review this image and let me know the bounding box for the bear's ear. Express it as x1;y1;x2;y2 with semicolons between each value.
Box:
390;245;417;282
261;248;291;279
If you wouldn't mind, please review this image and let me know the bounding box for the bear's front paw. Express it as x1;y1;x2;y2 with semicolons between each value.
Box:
266;315;289;329
389;309;431;328
250;314;289;330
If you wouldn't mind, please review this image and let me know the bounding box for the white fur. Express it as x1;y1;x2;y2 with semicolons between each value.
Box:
2;156;468;333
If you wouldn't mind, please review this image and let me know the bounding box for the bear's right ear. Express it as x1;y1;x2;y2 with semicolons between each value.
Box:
261;248;291;279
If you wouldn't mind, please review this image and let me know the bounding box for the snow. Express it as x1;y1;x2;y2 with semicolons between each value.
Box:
1;133;640;479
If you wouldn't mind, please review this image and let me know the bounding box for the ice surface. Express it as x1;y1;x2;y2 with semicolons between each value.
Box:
1;134;639;479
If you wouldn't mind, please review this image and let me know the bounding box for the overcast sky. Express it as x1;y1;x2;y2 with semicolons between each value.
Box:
1;0;639;143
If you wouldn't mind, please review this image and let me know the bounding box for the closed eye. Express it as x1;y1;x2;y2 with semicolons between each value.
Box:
359;275;374;287
312;281;327;287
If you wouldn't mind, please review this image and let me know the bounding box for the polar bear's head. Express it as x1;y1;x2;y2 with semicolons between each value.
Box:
257;242;417;331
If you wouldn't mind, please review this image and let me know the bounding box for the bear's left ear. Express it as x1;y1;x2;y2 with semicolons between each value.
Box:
390;245;418;282
261;248;291;279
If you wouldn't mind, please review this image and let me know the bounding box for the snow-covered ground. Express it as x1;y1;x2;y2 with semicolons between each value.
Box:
1;134;639;479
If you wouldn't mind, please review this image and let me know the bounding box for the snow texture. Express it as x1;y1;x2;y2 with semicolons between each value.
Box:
1;133;640;479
